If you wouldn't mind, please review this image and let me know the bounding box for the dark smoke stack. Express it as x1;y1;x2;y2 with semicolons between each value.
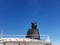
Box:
26;23;40;40
31;23;37;29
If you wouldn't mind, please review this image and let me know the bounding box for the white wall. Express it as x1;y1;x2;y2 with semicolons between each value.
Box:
0;41;50;45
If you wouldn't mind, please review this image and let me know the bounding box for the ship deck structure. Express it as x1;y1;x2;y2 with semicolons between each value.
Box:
0;23;51;45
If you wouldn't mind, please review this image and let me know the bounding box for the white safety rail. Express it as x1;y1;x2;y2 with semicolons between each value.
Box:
0;34;50;42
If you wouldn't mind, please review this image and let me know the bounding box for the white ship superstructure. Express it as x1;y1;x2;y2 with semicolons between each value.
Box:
0;35;51;45
0;23;51;45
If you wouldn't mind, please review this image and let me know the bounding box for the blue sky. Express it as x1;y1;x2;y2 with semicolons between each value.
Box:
0;0;60;45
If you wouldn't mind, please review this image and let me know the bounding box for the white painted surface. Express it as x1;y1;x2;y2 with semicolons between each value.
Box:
0;38;51;45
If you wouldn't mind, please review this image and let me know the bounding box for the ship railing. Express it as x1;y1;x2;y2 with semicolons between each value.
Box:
0;34;50;42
